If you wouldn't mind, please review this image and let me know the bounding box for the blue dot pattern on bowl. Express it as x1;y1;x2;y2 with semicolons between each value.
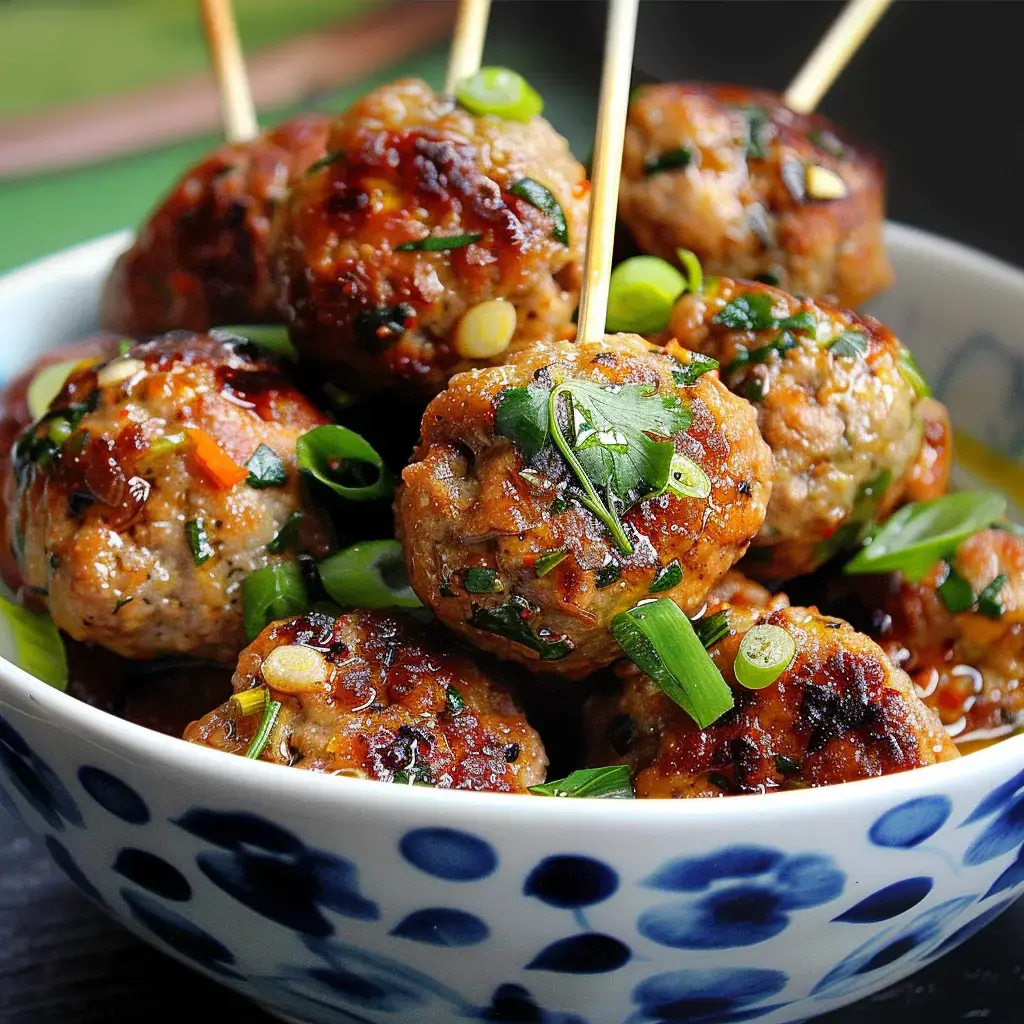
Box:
113;848;191;901
0;713;82;830
637;846;845;949
399;827;498;881
832;877;934;923
45;834;104;905
78;765;150;824
525;855;619;909
527;934;632;974
962;769;1024;866
628;968;791;1024
869;796;952;848
390;907;489;947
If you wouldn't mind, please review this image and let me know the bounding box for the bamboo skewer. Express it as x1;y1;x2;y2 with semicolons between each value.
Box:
576;0;641;344
199;0;258;143
444;0;493;95
784;0;893;114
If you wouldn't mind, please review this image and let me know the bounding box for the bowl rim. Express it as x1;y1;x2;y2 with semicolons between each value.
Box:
1;221;1023;825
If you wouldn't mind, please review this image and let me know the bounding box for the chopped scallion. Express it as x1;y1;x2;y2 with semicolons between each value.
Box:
230;687;270;718
27;360;80;420
455;67;544;121
242;562;310;641
396;233;482;252
529;765;634;799
606;256;686;334
509;178;569;246
644;147;692;175
0;594;68;691
462;568;503;594
317;539;421;609
296;425;393;501
535;549;568;577
186;519;215;565
733;624;795;689
216;325;298;360
693;610;730;648
937;567;974;614
267;512;304;555
898;345;932;397
649;559;682;594
977;573;1009;619
245;698;283;759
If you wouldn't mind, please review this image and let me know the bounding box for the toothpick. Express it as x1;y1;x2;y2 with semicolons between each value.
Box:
784;0;892;114
444;0;493;95
576;0;641;343
199;0;258;143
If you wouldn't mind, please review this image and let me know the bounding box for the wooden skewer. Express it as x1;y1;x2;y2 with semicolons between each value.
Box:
576;0;641;343
199;0;258;143
444;0;493;95
784;0;892;114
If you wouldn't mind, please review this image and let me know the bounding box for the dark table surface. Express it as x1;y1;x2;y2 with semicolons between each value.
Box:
3;2;1023;1021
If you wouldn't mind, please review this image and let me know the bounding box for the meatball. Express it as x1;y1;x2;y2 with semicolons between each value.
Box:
101;114;331;337
5;332;332;661
855;528;1024;745
275;79;589;399
396;334;772;678
586;604;958;797
666;277;946;579
184;609;546;792
620;83;892;308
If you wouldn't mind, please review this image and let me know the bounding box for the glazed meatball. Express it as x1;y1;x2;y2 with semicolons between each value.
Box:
666;278;946;579
586;604;958;797
101;115;330;337
5;332;332;661
396;334;773;678
275;79;589;399
185;609;546;792
620;84;892;308
852;528;1024;746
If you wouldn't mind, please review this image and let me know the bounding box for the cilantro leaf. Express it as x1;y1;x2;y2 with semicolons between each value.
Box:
827;330;868;358
495;385;550;460
468;596;572;660
672;353;719;386
713;292;778;331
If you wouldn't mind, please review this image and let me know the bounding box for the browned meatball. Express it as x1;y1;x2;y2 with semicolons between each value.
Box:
620;83;892;308
586;604;958;797
854;528;1024;747
6;332;332;661
396;334;772;679
666;278;946;579
274;79;589;399
101;115;331;337
185;609;547;792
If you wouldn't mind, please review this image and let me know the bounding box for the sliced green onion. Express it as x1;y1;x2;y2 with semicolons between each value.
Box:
118;339;134;356
456;67;544;122
844;492;1008;581
606;256;686;335
734;624;795;689
317;539;421;610
595;564;621;589
48;419;73;445
267;512;304;555
245;698;283;759
693;610;730;649
243;561;310;641
296;425;393;501
217;325;298;360
27;360;80;420
246;444;287;488
143;432;190;464
977;573;1009;619
0;594;68;691
186;519;214;565
898;345;932;397
445;685;466;716
774;753;802;776
937;567;974;613
462;567;503;594
529;765;634;799
676;249;704;296
649;559;682;594
535;549;568;577
509;178;568;246
230;687;270;718
396;233;482;253
672;353;719;387
644;147;692;176
664;453;711;500
611;598;734;728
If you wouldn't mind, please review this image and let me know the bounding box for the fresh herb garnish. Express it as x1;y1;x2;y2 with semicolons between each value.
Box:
296;425;393;501
738;106;773;160
672;353;719;386
468;596;572;660
816;470;893;564
318;539;421;609
445;685;466;716
644;147;692;175
977;573;1009;619
354;304;415;349
396;233;482;252
393;766;435;787
509;178;569;245
649;559;683;593
743;377;767;402
898;345;932;397
827;329;868;358
535;549;568;577
246;444;287;488
938;566;974;613
693;610;730;648
529;765;634;799
714;292;778;331
267;512;304;555
775;754;802;776
595;564;622;589
734;624;796;689
494;385;551;461
186;519;214;565
463;567;503;594
306;151;342;175
611;598;734;728
245;697;283;759
809;128;845;159
113;595;134;615
242;561;309;641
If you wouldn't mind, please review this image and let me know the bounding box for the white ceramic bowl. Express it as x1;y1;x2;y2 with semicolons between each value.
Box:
0;227;1022;1024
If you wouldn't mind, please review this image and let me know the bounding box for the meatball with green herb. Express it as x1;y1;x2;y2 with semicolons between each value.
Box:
620;83;892;308
185;609;546;792
5;332;333;662
274;78;589;400
665;277;946;579
586;603;958;797
396;333;772;679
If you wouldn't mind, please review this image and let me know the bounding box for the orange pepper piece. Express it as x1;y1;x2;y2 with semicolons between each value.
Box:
186;428;248;489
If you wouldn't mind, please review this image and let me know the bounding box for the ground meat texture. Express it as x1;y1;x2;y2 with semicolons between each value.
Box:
396;334;772;679
274;79;588;399
184;610;546;792
5;332;332;662
101;115;330;337
666;278;944;580
585;605;958;797
620;83;892;308
858;529;1024;746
